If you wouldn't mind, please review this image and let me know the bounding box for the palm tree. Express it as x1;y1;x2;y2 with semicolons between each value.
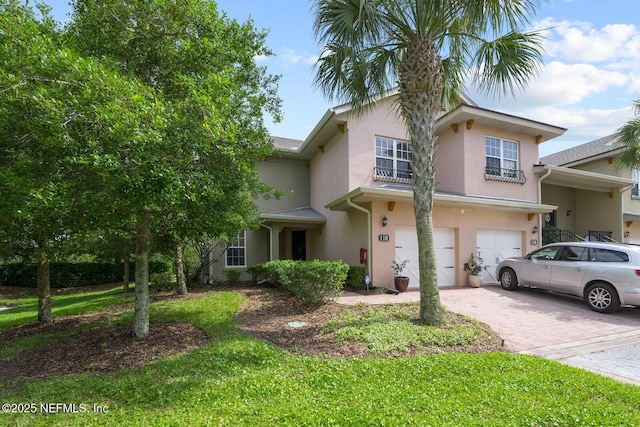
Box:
312;0;545;324
614;100;640;172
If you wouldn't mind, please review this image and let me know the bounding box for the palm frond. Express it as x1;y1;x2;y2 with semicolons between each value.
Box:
471;30;544;98
614;103;640;172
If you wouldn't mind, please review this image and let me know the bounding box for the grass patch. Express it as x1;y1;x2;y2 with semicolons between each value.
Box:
1;288;640;426
323;303;487;353
0;286;133;330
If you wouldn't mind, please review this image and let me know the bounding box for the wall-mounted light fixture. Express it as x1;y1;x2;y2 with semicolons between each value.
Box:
566;210;572;217
625;230;630;238
532;225;538;234
382;216;388;227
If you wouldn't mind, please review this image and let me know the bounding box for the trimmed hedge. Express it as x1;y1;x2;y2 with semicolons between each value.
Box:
257;259;349;305
345;265;367;290
0;261;170;288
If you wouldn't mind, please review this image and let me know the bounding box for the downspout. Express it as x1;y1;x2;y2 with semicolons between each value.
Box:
260;223;273;260
537;167;553;248
346;197;372;282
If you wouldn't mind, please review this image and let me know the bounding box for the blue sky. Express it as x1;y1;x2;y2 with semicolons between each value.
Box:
43;0;640;156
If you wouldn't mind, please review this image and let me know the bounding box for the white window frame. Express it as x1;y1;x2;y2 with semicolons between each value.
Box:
486;136;519;178
632;168;640;198
375;136;412;180
225;230;246;268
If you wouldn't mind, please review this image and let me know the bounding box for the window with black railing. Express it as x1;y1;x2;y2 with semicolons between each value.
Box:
375;136;412;182
633;168;640;197
485;136;525;184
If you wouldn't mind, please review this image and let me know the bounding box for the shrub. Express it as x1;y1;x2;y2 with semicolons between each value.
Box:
0;261;171;288
247;263;269;284
224;269;242;284
261;259;349;305
150;272;175;291
345;265;367;290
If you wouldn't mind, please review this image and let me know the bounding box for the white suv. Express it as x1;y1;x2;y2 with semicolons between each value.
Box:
496;242;640;313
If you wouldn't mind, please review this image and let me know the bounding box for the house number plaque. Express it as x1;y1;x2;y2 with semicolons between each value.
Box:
378;234;390;242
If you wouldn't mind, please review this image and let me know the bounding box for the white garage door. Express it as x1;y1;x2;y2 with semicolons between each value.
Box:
395;227;455;288
476;230;522;283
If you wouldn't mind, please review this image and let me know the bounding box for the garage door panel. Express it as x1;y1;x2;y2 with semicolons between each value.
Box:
396;227;455;288
477;230;522;283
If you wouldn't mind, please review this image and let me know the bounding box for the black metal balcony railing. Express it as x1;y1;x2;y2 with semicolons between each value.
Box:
633;184;639;197
484;166;526;184
374;167;412;183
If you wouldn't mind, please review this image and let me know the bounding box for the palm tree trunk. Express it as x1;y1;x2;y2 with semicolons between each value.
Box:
398;35;445;325
134;207;151;338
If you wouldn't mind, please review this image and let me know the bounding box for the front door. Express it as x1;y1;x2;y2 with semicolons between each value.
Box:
292;230;306;260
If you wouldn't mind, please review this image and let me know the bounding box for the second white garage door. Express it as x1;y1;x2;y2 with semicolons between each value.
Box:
395;227;456;288
476;230;523;283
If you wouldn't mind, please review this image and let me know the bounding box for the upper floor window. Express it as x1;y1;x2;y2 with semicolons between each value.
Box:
485;136;525;184
375;136;412;181
225;231;246;268
632;168;639;197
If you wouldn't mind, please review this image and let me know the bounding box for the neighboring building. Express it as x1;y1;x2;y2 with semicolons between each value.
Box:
210;95;635;288
540;134;638;244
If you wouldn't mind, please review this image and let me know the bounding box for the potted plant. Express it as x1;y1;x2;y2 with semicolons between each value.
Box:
391;260;410;292
463;253;486;288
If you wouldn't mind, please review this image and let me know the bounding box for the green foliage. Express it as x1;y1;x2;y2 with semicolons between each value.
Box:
150;272;175;292
0;262;169;288
247;263;269;284
224;269;242;284
463;253;487;275
0;285;132;330
324;303;484;354
345;265;367;290
2;288;640;426
391;259;409;276
261;260;349;305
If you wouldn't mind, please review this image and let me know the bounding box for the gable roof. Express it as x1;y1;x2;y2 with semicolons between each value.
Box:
540;134;619;167
271;136;303;152
435;103;566;143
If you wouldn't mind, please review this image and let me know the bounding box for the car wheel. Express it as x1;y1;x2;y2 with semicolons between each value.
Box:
585;282;620;313
499;268;518;291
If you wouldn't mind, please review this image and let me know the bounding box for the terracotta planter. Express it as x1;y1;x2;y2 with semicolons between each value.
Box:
394;276;409;292
468;274;482;288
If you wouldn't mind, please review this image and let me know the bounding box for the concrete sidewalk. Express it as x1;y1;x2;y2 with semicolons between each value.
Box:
337;284;640;384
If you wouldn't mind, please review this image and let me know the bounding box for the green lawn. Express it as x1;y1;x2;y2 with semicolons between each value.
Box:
1;286;640;426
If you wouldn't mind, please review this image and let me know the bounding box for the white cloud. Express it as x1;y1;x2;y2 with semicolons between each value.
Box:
538;18;640;64
278;48;317;66
528;61;628;106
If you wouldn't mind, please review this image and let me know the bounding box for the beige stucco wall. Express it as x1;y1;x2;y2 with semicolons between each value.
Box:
541;184;576;231
343;100;410;189
434;127;465;194
575;189;623;240
369;200;535;287
256;156;310;211
462;124;539;202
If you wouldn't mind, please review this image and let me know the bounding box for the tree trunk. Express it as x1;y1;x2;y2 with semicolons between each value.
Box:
175;240;187;295
133;207;151;338
122;255;130;292
398;35;445;325
36;241;52;323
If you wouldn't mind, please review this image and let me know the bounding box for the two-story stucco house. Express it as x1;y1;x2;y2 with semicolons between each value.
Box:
209;95;636;289
210;95;558;287
539;135;638;244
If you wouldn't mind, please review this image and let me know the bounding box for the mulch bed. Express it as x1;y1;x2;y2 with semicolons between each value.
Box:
0;284;504;391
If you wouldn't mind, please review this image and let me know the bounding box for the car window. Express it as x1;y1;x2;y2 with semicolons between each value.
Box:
529;247;560;261
558;246;588;262
590;248;630;262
